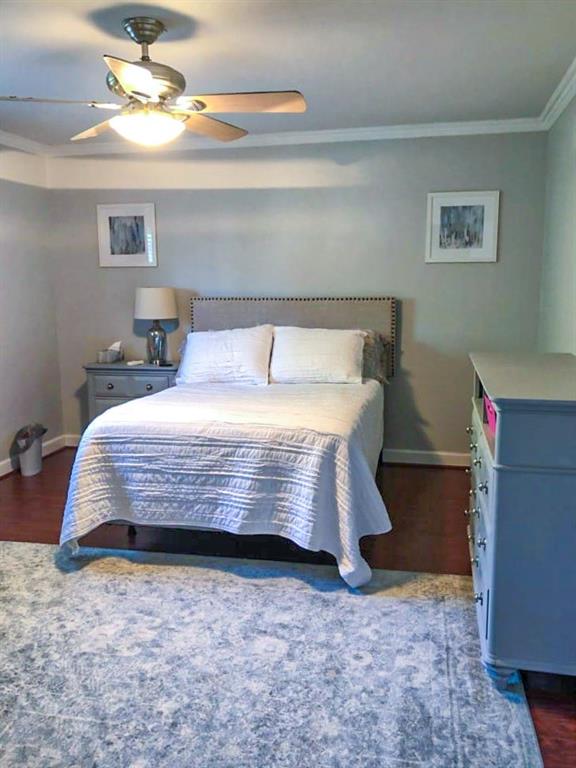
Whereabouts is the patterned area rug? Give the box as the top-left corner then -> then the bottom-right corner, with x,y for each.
0,542 -> 542,768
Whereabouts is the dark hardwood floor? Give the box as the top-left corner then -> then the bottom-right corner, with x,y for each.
1,449 -> 574,767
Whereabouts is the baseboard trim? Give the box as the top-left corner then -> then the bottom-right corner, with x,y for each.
1,434 -> 468,478
381,449 -> 469,467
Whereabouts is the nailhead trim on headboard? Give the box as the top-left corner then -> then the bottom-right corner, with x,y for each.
190,296 -> 398,376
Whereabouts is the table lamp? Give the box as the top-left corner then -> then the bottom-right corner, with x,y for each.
134,287 -> 178,365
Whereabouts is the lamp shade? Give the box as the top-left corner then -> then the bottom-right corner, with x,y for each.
134,287 -> 178,320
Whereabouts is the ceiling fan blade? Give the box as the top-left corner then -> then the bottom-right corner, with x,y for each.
0,96 -> 122,109
103,56 -> 154,101
70,119 -> 111,142
177,112 -> 248,142
175,91 -> 307,113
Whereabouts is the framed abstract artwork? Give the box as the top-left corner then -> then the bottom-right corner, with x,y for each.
425,191 -> 500,263
97,203 -> 157,267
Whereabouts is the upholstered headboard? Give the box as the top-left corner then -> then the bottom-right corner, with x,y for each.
190,296 -> 398,376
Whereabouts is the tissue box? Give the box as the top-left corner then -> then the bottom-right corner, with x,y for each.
97,349 -> 123,363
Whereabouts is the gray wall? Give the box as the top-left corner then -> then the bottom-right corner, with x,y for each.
50,133 -> 546,454
539,96 -> 576,354
0,179 -> 62,464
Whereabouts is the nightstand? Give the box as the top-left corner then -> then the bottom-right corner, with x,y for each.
85,362 -> 178,423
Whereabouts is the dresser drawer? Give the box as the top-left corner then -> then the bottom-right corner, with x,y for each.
131,375 -> 170,397
93,375 -> 131,398
469,473 -> 493,537
93,398 -> 130,417
470,408 -> 494,471
469,538 -> 490,649
469,407 -> 495,527
468,524 -> 483,578
468,511 -> 490,574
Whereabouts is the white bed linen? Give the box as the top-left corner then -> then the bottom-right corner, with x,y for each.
60,381 -> 391,587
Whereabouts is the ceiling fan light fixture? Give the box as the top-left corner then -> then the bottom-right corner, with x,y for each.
109,110 -> 185,146
2,16 -> 306,147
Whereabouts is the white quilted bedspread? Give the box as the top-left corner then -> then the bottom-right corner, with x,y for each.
60,382 -> 391,587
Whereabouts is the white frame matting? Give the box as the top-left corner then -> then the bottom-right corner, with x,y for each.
425,190 -> 500,263
97,203 -> 157,267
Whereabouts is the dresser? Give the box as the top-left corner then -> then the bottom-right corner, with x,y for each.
467,353 -> 576,687
85,362 -> 178,423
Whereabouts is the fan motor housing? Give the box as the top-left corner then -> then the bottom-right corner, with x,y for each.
106,60 -> 186,100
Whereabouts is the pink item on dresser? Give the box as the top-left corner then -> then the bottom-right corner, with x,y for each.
483,393 -> 497,436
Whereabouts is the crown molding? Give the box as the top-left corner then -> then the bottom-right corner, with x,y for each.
2,56 -> 575,159
6,116 -> 544,159
0,128 -> 48,155
540,56 -> 576,129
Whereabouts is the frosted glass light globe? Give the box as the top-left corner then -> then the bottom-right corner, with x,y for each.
110,111 -> 185,147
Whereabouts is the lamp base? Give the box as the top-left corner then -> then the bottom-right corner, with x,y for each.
147,320 -> 167,365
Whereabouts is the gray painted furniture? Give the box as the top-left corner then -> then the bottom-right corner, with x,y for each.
85,362 -> 178,423
467,352 -> 576,686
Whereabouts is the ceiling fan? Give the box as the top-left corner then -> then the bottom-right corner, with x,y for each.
0,16 -> 307,147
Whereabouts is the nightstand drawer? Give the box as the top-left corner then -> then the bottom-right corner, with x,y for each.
94,375 -> 131,398
94,398 -> 130,417
85,363 -> 178,426
131,375 -> 170,397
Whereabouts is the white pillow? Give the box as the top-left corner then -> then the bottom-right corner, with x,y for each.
176,325 -> 273,385
270,327 -> 365,384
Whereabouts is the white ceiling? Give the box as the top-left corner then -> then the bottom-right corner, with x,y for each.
1,0 -> 575,149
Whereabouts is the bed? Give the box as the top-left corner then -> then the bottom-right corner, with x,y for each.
60,297 -> 397,587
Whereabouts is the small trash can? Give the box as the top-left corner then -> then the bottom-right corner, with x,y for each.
15,424 -> 47,477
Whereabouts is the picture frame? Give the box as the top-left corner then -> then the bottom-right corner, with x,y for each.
97,203 -> 157,267
425,191 -> 500,263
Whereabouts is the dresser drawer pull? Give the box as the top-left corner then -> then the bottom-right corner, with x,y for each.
469,488 -> 476,498
470,443 -> 478,453
477,538 -> 487,550
466,426 -> 474,436
467,533 -> 475,544
146,383 -> 153,391
471,557 -> 479,568
478,482 -> 488,494
474,592 -> 483,606
464,508 -> 480,518
473,458 -> 482,468
107,382 -> 114,391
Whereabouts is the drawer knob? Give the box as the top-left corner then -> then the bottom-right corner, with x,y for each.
107,382 -> 114,390
466,426 -> 474,435
469,488 -> 476,498
473,458 -> 482,468
146,383 -> 153,391
470,557 -> 479,567
478,537 -> 487,550
478,481 -> 488,494
469,443 -> 478,452
474,592 -> 483,605
467,533 -> 475,544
